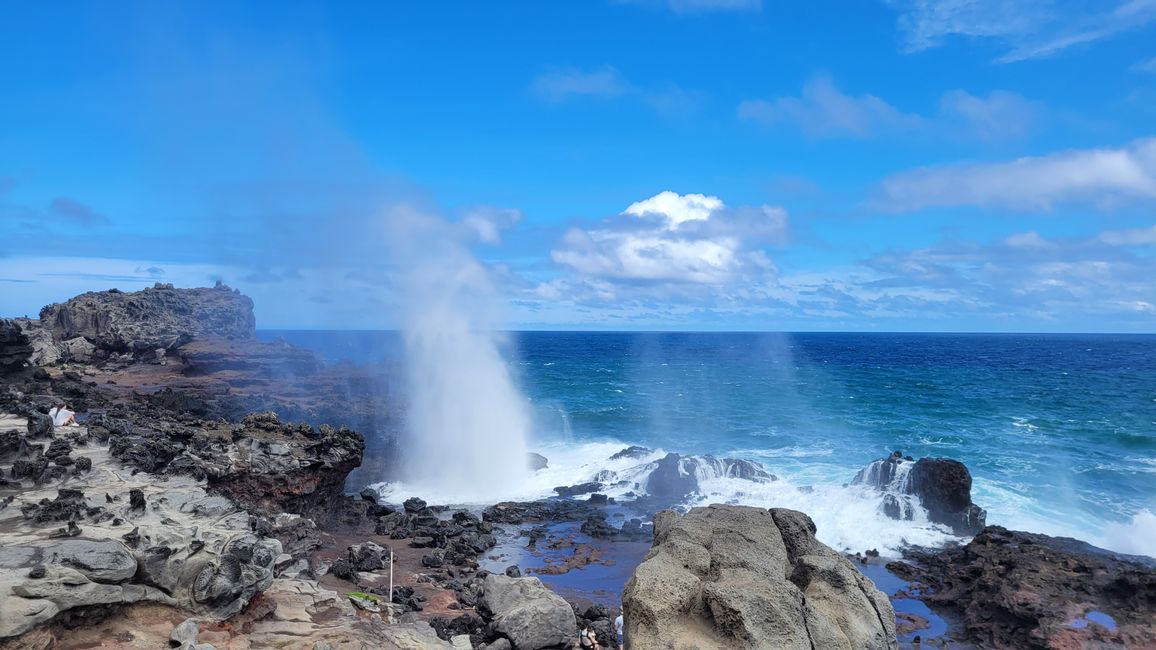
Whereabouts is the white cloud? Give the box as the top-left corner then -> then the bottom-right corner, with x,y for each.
1134,56 -> 1156,74
529,66 -> 631,103
1099,225 -> 1156,246
460,207 -> 521,245
738,76 -> 919,138
739,77 -> 1040,141
938,90 -> 1042,141
623,191 -> 723,228
1004,231 -> 1052,248
550,191 -> 787,285
529,67 -> 701,117
874,137 -> 1156,212
889,0 -> 1156,62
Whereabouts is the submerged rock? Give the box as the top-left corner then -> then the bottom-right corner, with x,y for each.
623,504 -> 896,650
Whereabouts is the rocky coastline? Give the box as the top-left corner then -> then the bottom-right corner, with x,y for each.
1,284 -> 1152,649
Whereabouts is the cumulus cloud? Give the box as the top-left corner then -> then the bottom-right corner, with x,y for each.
550,191 -> 787,286
874,137 -> 1156,212
888,0 -> 1156,62
738,76 -> 1040,141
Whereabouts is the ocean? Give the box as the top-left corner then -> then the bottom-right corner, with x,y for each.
259,330 -> 1156,558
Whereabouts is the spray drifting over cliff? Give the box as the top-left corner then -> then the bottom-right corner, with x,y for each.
389,207 -> 530,503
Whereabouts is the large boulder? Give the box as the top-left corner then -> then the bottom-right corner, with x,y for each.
623,504 -> 896,650
38,283 -> 256,354
644,453 -> 700,501
481,574 -> 577,650
852,452 -> 986,536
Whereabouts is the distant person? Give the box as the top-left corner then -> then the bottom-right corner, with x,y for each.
580,624 -> 600,649
614,612 -> 625,649
48,405 -> 77,427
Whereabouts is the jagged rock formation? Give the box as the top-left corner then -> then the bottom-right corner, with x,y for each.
37,283 -> 255,357
0,421 -> 281,639
890,526 -> 1156,649
852,451 -> 986,535
623,504 -> 896,650
643,452 -> 776,501
0,319 -> 33,375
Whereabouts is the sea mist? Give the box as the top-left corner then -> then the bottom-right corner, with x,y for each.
391,208 -> 531,503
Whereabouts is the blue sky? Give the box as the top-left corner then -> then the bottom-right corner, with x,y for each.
1,0 -> 1155,331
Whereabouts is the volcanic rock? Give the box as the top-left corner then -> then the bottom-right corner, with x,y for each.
609,446 -> 652,461
38,283 -> 256,354
852,453 -> 986,535
890,526 -> 1156,649
0,319 -> 33,375
623,504 -> 896,650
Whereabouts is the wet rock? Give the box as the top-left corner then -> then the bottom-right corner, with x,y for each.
623,504 -> 896,650
908,458 -> 986,535
129,488 -> 146,513
403,497 -> 428,514
610,446 -> 653,461
527,452 -> 549,471
853,454 -> 986,536
553,482 -> 602,497
481,574 -> 577,650
52,539 -> 138,583
26,412 -> 53,438
644,453 -> 699,501
504,565 -> 521,578
891,526 -> 1156,649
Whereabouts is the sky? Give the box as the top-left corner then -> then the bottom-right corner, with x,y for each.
1,0 -> 1155,332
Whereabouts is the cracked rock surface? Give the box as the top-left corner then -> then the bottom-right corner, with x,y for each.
622,504 -> 897,650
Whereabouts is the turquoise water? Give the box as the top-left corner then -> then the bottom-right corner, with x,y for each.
261,330 -> 1156,556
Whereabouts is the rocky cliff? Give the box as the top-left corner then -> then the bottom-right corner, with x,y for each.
37,282 -> 255,357
623,504 -> 897,650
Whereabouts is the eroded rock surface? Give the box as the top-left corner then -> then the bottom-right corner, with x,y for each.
480,574 -> 577,650
890,526 -> 1156,649
623,504 -> 896,650
38,283 -> 255,356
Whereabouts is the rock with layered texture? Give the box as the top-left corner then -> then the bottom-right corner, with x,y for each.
890,526 -> 1156,650
38,283 -> 256,354
623,504 -> 896,650
0,424 -> 281,639
481,574 -> 577,650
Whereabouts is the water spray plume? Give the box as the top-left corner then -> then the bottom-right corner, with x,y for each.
389,207 -> 530,503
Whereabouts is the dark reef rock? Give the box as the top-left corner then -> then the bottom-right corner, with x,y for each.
853,452 -> 986,536
890,526 -> 1156,649
553,482 -> 602,497
610,445 -> 653,461
38,283 -> 256,354
645,453 -> 700,501
0,319 -> 33,375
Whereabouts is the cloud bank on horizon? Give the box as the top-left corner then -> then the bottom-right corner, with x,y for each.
0,1 -> 1154,332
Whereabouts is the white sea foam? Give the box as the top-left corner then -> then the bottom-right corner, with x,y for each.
1099,509 -> 1156,558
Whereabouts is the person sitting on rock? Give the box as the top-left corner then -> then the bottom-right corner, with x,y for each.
48,405 -> 78,427
579,624 -> 601,649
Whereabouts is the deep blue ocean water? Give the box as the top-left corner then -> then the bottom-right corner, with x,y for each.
260,330 -> 1156,556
